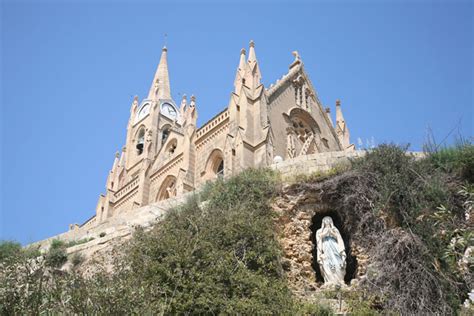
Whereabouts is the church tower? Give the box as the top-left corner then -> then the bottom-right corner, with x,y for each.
88,41 -> 351,227
95,46 -> 187,221
227,41 -> 272,175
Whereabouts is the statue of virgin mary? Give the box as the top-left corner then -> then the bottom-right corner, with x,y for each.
316,216 -> 346,287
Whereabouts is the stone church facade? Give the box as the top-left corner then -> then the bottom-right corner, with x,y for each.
86,41 -> 353,227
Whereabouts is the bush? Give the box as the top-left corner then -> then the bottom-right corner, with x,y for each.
0,240 -> 22,262
428,141 -> 474,183
0,169 -> 302,314
70,252 -> 84,267
66,237 -> 94,248
45,239 -> 68,268
351,143 -> 472,313
120,168 -> 295,314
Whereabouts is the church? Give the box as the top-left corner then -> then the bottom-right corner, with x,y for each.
86,41 -> 353,227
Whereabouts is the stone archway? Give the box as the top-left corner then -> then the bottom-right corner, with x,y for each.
156,175 -> 177,201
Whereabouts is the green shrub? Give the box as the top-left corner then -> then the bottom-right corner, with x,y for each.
120,168 -> 295,314
296,302 -> 335,315
70,252 -> 84,267
0,240 -> 22,262
0,169 -> 300,314
428,141 -> 474,183
45,239 -> 68,268
350,143 -> 472,313
66,237 -> 94,248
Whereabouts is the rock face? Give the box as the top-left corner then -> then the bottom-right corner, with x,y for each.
273,172 -> 373,299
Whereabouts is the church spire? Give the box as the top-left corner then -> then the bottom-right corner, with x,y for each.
148,46 -> 171,100
234,48 -> 247,93
245,40 -> 261,89
335,100 -> 351,149
248,40 -> 257,64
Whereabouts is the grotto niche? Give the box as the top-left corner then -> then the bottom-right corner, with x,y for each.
311,211 -> 358,286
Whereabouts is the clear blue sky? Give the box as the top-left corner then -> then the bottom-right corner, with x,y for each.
1,0 -> 472,244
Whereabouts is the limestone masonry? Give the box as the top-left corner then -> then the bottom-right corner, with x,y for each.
72,41 -> 355,234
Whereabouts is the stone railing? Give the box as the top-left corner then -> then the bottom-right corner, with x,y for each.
114,176 -> 140,200
196,109 -> 229,139
271,150 -> 366,176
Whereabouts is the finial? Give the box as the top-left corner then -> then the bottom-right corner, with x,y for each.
115,151 -> 120,158
249,40 -> 255,48
133,95 -> 138,102
162,46 -> 167,52
122,146 -> 126,152
292,51 -> 301,62
336,99 -> 341,106
240,48 -> 246,55
182,94 -> 187,100
191,95 -> 196,102
325,107 -> 331,113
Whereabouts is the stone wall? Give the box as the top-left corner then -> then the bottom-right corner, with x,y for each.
271,150 -> 365,177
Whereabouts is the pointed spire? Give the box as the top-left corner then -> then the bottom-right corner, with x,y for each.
180,94 -> 187,112
112,151 -> 120,171
119,146 -> 126,167
148,46 -> 171,100
131,96 -> 139,113
335,100 -> 351,149
186,95 -> 197,125
238,48 -> 246,70
234,48 -> 247,93
325,107 -> 333,126
178,94 -> 187,124
248,40 -> 257,64
335,99 -> 345,126
245,40 -> 261,89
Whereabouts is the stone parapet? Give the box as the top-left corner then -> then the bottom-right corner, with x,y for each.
271,150 -> 366,177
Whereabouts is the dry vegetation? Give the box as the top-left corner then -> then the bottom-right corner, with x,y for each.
1,142 -> 473,315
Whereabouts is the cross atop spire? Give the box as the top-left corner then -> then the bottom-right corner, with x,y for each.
148,46 -> 172,100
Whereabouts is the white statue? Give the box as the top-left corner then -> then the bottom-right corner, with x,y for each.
316,216 -> 346,287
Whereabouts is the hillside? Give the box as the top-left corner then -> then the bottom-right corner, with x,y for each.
1,144 -> 473,315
